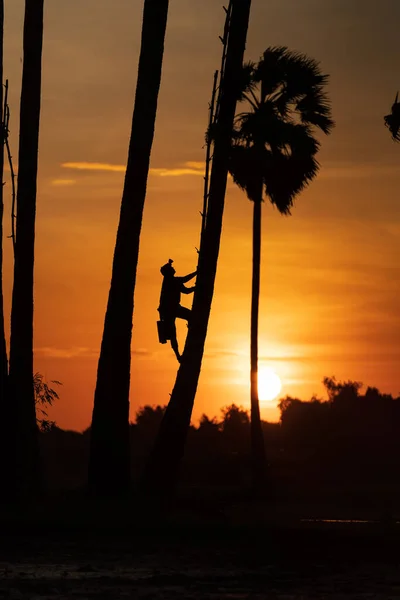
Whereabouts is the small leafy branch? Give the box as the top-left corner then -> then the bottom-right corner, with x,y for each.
34,372 -> 62,432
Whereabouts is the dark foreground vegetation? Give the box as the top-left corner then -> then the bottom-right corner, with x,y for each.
30,377 -> 400,521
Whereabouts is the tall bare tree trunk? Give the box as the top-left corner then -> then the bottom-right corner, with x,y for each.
250,197 -> 266,491
89,0 -> 169,496
0,0 -> 7,409
8,0 -> 44,496
142,0 -> 252,499
0,0 -> 9,495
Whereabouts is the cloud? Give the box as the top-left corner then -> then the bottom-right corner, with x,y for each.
204,350 -> 241,359
320,163 -> 400,180
259,355 -> 310,363
61,161 -> 206,177
35,346 -> 153,359
205,349 -> 309,363
60,161 -> 400,183
132,348 -> 153,357
51,179 -> 76,186
62,162 -> 126,172
35,346 -> 98,359
186,161 -> 206,170
150,166 -> 204,177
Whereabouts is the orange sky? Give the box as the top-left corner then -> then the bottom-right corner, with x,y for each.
2,0 -> 400,430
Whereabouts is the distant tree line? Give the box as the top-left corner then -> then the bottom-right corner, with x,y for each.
39,377 -> 400,516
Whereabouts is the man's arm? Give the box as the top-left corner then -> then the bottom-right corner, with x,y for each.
181,285 -> 195,294
180,270 -> 197,284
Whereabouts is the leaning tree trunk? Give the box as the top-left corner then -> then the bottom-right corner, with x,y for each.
0,0 -> 7,409
142,0 -> 252,499
8,0 -> 44,497
250,196 -> 267,492
89,0 -> 169,496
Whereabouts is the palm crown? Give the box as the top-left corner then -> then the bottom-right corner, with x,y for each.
229,46 -> 334,213
384,92 -> 400,142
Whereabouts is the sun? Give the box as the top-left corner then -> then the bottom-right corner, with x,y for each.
258,367 -> 282,402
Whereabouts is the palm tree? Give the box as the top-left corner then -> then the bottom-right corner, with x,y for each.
8,0 -> 44,495
142,0 -> 252,499
228,47 -> 334,489
89,0 -> 169,495
384,92 -> 400,141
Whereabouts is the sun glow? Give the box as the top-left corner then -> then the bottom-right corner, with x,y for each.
258,367 -> 282,402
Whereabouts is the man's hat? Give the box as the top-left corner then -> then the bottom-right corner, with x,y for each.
160,258 -> 174,276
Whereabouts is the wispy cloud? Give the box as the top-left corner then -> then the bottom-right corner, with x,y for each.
205,349 -> 310,363
62,162 -> 126,173
35,346 -> 153,359
204,350 -> 241,359
259,355 -> 310,363
150,166 -> 204,177
51,179 -> 76,186
132,348 -> 153,357
186,161 -> 206,170
320,163 -> 400,180
35,346 -> 98,359
61,161 -> 206,177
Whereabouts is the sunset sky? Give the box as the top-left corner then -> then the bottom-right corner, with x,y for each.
3,0 -> 400,430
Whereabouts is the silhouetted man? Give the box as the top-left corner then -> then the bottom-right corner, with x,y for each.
158,259 -> 197,362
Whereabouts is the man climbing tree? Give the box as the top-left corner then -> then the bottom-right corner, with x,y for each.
158,259 -> 196,362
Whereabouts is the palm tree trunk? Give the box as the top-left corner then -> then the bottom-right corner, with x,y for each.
88,0 -> 169,496
250,196 -> 267,492
0,0 -> 7,409
142,0 -> 252,499
8,0 -> 44,496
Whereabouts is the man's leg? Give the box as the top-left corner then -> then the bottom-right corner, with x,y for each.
176,305 -> 191,323
168,321 -> 181,363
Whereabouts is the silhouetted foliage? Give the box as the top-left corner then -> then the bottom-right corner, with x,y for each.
230,47 -> 334,213
39,378 -> 400,518
322,375 -> 362,402
384,92 -> 400,142
131,404 -> 166,455
33,372 -> 61,432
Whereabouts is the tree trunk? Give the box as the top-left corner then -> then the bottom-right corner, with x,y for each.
142,0 -> 252,499
89,0 -> 169,496
0,0 -> 9,495
250,197 -> 267,492
0,0 -> 7,408
8,0 -> 44,497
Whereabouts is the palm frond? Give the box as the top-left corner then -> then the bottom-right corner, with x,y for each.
229,122 -> 320,214
229,46 -> 333,213
296,90 -> 334,134
229,145 -> 261,203
384,92 -> 400,142
251,46 -> 334,134
263,152 -> 319,214
237,61 -> 257,101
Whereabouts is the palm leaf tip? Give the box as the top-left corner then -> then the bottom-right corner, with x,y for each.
385,92 -> 400,142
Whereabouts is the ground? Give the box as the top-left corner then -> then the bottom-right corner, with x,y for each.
1,515 -> 399,599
